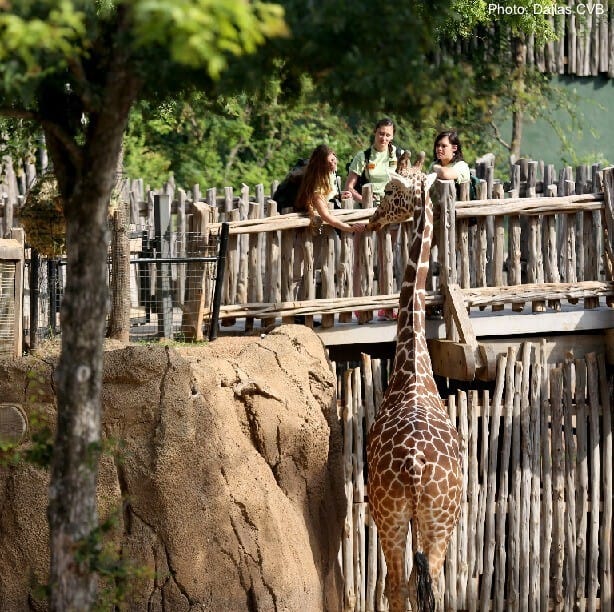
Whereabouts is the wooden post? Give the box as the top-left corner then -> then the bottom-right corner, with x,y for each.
262,201 -> 280,328
320,223 -> 336,328
107,201 -> 131,342
176,189 -> 186,306
180,202 -> 209,340
154,194 -> 173,339
246,201 -> 262,331
601,167 -> 614,305
342,369 -> 356,612
338,199 -> 354,324
550,366 -> 565,610
492,183 -> 505,312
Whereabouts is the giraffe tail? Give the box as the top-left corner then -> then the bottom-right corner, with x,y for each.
414,551 -> 435,612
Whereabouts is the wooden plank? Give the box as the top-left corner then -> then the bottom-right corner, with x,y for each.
427,339 -> 476,381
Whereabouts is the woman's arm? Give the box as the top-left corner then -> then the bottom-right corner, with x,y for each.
433,164 -> 460,180
344,171 -> 363,203
313,194 -> 364,232
433,161 -> 470,182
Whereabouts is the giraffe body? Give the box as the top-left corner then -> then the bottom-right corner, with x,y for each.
366,169 -> 462,611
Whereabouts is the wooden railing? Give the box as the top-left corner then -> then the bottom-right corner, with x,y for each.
202,170 -> 614,329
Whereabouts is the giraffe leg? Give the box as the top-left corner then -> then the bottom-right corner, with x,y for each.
416,523 -> 457,611
375,513 -> 411,612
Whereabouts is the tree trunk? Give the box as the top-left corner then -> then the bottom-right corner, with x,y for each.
45,59 -> 139,610
510,35 -> 527,161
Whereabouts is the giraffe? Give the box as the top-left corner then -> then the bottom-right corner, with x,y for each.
366,167 -> 462,611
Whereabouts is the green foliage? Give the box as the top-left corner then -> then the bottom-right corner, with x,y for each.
72,507 -> 155,610
124,71 -> 365,188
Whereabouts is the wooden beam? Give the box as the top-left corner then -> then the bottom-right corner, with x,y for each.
444,283 -> 497,380
428,339 -> 476,381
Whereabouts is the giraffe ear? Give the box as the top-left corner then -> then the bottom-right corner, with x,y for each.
425,173 -> 437,193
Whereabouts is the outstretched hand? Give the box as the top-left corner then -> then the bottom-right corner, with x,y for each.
351,223 -> 367,233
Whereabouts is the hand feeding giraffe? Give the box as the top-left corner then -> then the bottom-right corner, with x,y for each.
365,163 -> 462,611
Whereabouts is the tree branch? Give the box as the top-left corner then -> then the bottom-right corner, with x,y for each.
489,119 -> 511,151
0,107 -> 82,168
66,56 -> 97,113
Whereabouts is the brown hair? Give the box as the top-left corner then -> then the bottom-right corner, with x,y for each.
433,129 -> 464,164
295,144 -> 334,215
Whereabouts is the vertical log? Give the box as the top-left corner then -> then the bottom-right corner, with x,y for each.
492,182 -> 505,312
236,185 -> 249,309
569,12 -> 577,74
495,347 -> 516,610
529,352 -> 542,612
583,205 -> 599,308
597,353 -> 612,612
479,353 -> 507,610
509,214 -> 523,311
320,223 -> 336,328
446,395 -> 458,612
302,230 -> 315,328
352,367 -> 365,612
225,209 -> 240,322
354,231 -> 373,324
551,367 -> 565,610
262,201 -> 280,327
586,353 -> 601,611
540,341 -> 553,611
107,201 -> 131,342
338,199 -> 355,323
176,189 -> 186,307
507,360 -> 522,609
246,202 -> 262,331
528,213 -> 545,312
575,358 -> 589,611
475,389 -> 489,580
181,202 -> 208,341
602,167 -> 614,305
466,390 -> 479,612
457,391 -> 469,610
519,343 -> 532,611
362,355 -> 378,612
342,370 -> 356,612
371,359 -> 388,612
563,356 -> 577,611
280,225 -> 295,325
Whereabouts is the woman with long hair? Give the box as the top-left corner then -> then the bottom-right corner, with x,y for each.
296,144 -> 365,233
345,117 -> 402,206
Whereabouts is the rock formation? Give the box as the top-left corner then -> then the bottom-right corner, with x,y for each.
0,325 -> 345,611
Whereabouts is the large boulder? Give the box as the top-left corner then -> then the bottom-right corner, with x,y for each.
0,325 -> 345,611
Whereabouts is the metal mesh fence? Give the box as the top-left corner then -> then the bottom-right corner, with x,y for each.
127,228 -> 221,341
22,226 -> 223,347
0,261 -> 17,357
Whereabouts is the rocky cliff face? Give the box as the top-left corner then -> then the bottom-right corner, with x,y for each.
0,325 -> 345,611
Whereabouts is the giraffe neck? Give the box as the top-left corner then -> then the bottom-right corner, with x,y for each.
390,175 -> 437,396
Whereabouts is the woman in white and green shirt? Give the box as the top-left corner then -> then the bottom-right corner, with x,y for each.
345,118 -> 402,206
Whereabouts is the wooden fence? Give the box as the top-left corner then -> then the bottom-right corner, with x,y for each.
334,343 -> 613,611
1,157 -> 614,340
446,1 -> 614,78
198,161 -> 614,330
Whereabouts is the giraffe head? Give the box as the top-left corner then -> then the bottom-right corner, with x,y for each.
366,157 -> 434,232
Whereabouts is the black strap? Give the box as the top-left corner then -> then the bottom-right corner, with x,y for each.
363,147 -> 371,181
